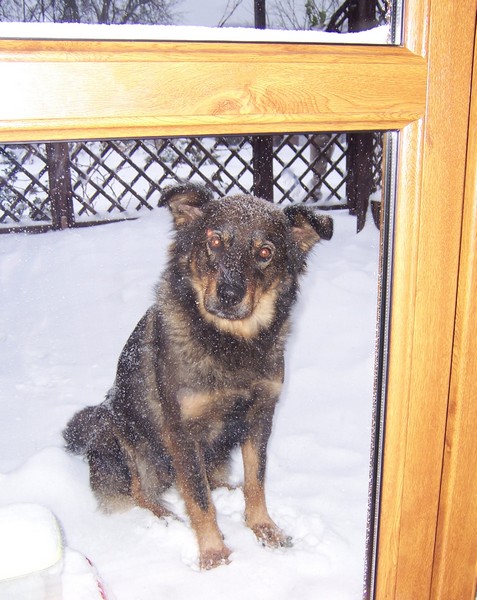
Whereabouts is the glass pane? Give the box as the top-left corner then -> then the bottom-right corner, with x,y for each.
0,0 -> 402,44
0,130 -> 393,598
181,0 -> 394,35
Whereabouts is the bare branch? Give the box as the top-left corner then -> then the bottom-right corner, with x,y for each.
217,0 -> 244,27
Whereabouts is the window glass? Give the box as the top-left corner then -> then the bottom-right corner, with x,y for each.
0,129 -> 395,599
0,0 -> 400,44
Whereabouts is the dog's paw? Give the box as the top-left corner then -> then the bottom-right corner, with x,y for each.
252,523 -> 293,549
199,545 -> 232,570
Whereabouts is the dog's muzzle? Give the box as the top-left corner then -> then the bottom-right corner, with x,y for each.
203,271 -> 253,320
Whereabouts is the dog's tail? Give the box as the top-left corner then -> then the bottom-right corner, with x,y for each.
63,406 -> 100,455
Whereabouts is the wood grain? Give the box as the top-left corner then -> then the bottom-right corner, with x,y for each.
0,41 -> 426,142
374,116 -> 424,599
376,0 -> 477,598
430,23 -> 477,600
0,5 -> 476,598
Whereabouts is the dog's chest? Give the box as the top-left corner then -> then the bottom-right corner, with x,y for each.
178,387 -> 247,422
177,374 -> 282,424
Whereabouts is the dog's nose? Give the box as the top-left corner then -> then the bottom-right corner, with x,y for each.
217,281 -> 246,307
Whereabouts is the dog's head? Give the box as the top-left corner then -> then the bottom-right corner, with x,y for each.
160,183 -> 333,339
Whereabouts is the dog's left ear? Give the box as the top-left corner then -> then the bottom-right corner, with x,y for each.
284,205 -> 333,252
159,182 -> 213,228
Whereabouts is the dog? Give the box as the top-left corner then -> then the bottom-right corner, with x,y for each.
63,182 -> 333,570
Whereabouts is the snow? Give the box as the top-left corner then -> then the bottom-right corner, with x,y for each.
0,205 -> 379,599
0,503 -> 62,579
0,21 -> 390,44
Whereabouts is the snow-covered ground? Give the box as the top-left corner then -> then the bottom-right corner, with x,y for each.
0,203 -> 379,598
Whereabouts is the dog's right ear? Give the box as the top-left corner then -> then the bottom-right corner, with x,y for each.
159,182 -> 213,228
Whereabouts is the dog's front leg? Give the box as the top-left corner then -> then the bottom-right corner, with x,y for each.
242,404 -> 292,549
168,429 -> 231,569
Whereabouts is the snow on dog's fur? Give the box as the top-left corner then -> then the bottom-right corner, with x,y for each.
63,182 -> 333,570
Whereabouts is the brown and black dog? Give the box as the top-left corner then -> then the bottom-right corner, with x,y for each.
63,182 -> 333,569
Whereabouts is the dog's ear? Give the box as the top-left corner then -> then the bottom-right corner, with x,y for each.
159,182 -> 213,228
284,205 -> 333,252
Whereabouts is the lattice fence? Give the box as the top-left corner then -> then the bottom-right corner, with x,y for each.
0,132 -> 382,233
0,145 -> 51,225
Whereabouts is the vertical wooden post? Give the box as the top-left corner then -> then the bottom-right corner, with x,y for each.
430,23 -> 477,599
46,141 -> 75,229
252,0 -> 274,202
254,0 -> 266,29
347,0 -> 378,32
347,131 -> 375,232
346,0 -> 379,231
252,136 -> 274,201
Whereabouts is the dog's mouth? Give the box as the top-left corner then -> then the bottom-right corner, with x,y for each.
201,276 -> 255,321
203,296 -> 254,321
190,269 -> 279,338
200,284 -> 279,339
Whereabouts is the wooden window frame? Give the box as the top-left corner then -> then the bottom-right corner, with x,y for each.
1,1 -> 476,598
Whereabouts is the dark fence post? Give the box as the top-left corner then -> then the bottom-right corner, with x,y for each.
347,0 -> 379,32
346,0 -> 379,231
347,132 -> 375,232
46,142 -> 75,229
252,136 -> 274,201
251,0 -> 274,201
254,0 -> 266,29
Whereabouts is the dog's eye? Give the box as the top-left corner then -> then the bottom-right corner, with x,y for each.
206,230 -> 223,252
257,244 -> 274,263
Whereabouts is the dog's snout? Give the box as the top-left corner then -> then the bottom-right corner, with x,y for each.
217,280 -> 246,307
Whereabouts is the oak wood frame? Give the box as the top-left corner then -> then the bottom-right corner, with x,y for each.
0,41 -> 426,141
1,1 -> 476,598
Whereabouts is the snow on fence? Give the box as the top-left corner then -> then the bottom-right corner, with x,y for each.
0,132 -> 382,234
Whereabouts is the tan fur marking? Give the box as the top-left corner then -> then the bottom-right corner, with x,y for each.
96,492 -> 134,514
169,195 -> 204,227
160,428 -> 226,559
254,378 -> 283,399
130,469 -> 174,520
176,473 -> 231,569
208,462 -> 233,490
191,273 -> 280,339
241,438 -> 291,548
179,390 -> 217,420
241,438 -> 271,525
178,389 -> 240,421
143,315 -> 164,425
